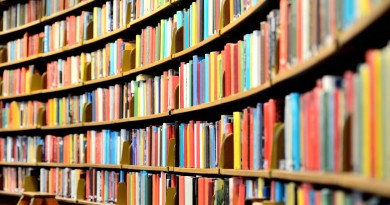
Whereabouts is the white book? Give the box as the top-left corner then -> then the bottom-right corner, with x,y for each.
285,95 -> 292,171
253,30 -> 261,87
185,176 -> 193,205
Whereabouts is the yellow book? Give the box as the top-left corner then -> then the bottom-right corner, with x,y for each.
297,186 -> 304,205
230,0 -> 234,22
334,190 -> 345,205
210,52 -> 215,101
135,35 -> 141,68
360,0 -> 370,17
217,53 -> 222,99
257,178 -> 264,198
286,182 -> 295,205
26,70 -> 30,93
233,111 -> 241,169
80,53 -> 86,82
192,2 -> 196,46
373,50 -> 383,178
385,45 -> 390,180
360,64 -> 370,177
93,7 -> 98,38
11,102 -> 20,128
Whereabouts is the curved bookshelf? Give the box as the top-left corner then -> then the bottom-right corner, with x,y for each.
172,167 -> 219,175
122,165 -> 168,172
219,169 -> 270,178
172,33 -> 220,59
0,162 -> 36,167
0,126 -> 39,133
41,123 -> 83,130
0,0 -> 96,37
272,170 -> 390,198
56,197 -> 77,204
123,57 -> 172,77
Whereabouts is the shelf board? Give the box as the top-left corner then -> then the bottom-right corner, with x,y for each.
340,174 -> 390,198
173,167 -> 220,175
0,126 -> 38,133
122,112 -> 170,123
220,169 -> 270,178
171,100 -> 221,115
84,163 -> 121,169
271,170 -> 342,185
123,57 -> 172,77
41,123 -> 83,130
37,162 -> 86,168
0,161 -> 36,166
55,197 -> 77,204
220,81 -> 271,105
0,92 -> 40,100
41,0 -> 95,22
0,54 -> 41,68
0,20 -> 40,36
84,74 -> 123,86
128,2 -> 172,27
83,26 -> 128,46
338,0 -> 390,46
78,200 -> 110,205
0,190 -> 22,197
122,165 -> 169,172
173,33 -> 220,59
41,48 -> 67,58
220,0 -> 266,35
271,43 -> 338,86
40,83 -> 84,94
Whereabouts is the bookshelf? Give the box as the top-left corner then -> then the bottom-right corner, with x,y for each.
0,0 -> 389,204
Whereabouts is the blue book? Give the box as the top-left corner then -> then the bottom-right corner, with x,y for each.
204,54 -> 210,103
59,138 -> 63,163
245,34 -> 251,90
254,103 -> 263,169
97,8 -> 102,36
91,91 -> 95,122
291,93 -> 301,171
274,181 -> 284,202
120,170 -> 125,182
110,43 -> 115,75
179,124 -> 184,167
193,55 -> 198,106
188,6 -> 192,46
210,124 -> 216,168
343,0 -> 354,29
162,123 -> 167,166
44,25 -> 50,53
177,10 -> 183,28
184,11 -> 189,49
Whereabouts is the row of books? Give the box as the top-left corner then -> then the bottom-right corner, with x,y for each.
39,167 -> 83,199
44,134 -> 86,164
85,169 -> 123,203
46,55 -> 84,89
126,171 -> 174,205
129,123 -> 175,167
6,32 -> 42,62
43,0 -> 87,17
45,93 -> 89,126
0,136 -> 42,163
1,0 -> 42,32
92,0 -> 130,38
1,101 -> 43,129
2,65 -> 37,96
178,10 -> 278,108
0,167 -> 32,193
282,44 -> 390,179
131,0 -> 169,21
135,18 -> 174,68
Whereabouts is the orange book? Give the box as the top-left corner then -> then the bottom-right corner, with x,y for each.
279,0 -> 288,72
198,178 -> 204,205
179,176 -> 185,205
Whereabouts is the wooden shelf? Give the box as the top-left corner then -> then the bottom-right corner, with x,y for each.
0,92 -> 40,100
0,162 -> 36,166
40,0 -> 96,22
171,100 -> 222,115
220,169 -> 270,178
41,123 -> 83,130
40,84 -> 84,94
37,162 -> 86,168
271,43 -> 337,86
220,81 -> 271,105
84,163 -> 121,169
0,190 -> 22,197
220,0 -> 266,35
0,20 -> 40,36
78,200 -> 109,205
173,33 -> 220,59
0,126 -> 38,133
0,0 -> 96,37
123,57 -> 172,77
173,167 -> 220,175
338,0 -> 390,45
271,170 -> 390,198
84,74 -> 123,86
55,197 -> 77,204
0,54 -> 41,68
122,165 -> 169,172
83,26 -> 128,46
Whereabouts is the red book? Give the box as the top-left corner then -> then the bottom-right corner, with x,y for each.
117,39 -> 123,73
239,182 -> 245,205
263,102 -> 270,169
249,108 -> 254,169
224,44 -> 232,97
189,121 -> 195,168
279,0 -> 288,71
163,71 -> 168,113
313,81 -> 322,170
168,76 -> 179,110
296,0 -> 302,63
179,176 -> 185,205
232,44 -> 239,94
241,108 -> 249,170
195,121 -> 200,168
204,178 -> 210,204
198,178 -> 204,205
